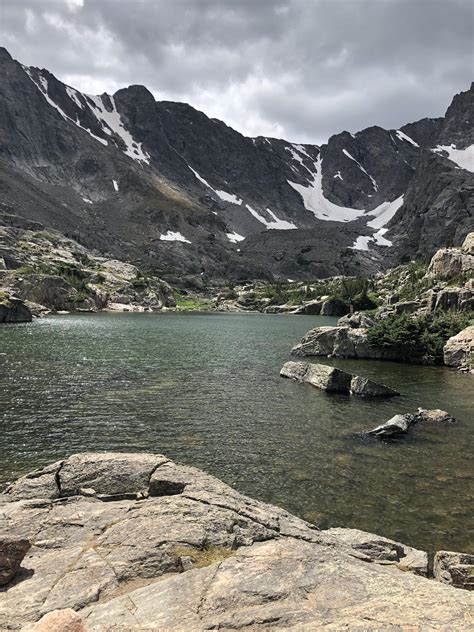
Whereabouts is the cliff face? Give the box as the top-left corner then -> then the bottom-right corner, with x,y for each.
0,47 -> 472,280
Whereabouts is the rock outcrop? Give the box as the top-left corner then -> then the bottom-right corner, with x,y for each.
1,452 -> 473,630
434,551 -> 474,591
291,325 -> 409,361
0,292 -> 32,323
281,360 -> 399,397
443,325 -> 474,371
0,226 -> 176,313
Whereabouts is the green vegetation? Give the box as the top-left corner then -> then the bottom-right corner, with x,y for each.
367,311 -> 470,361
69,290 -> 91,304
31,231 -> 57,242
329,277 -> 379,311
72,252 -> 97,268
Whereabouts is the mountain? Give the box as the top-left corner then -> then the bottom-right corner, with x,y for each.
0,46 -> 472,281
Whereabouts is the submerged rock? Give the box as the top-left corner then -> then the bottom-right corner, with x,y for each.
434,551 -> 474,591
2,452 -> 473,630
280,361 -> 399,397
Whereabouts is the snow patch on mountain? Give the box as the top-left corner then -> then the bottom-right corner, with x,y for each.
287,156 -> 365,223
350,196 -> 404,250
188,166 -> 243,204
226,231 -> 245,243
86,94 -> 150,163
160,231 -> 191,243
367,195 -> 404,229
432,144 -> 474,172
24,66 -> 150,164
396,130 -> 419,147
245,204 -> 297,230
351,235 -> 372,251
24,67 -> 107,146
65,86 -> 84,110
342,149 -> 378,191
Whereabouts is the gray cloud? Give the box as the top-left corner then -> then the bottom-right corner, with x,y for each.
1,0 -> 472,143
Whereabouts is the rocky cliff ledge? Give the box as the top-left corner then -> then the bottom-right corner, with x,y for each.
1,453 -> 472,630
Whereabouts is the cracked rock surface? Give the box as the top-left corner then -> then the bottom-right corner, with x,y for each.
1,452 -> 473,630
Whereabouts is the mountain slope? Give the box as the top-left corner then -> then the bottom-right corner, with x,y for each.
0,47 -> 472,280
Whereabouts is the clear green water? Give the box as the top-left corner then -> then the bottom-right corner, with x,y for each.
1,312 -> 473,553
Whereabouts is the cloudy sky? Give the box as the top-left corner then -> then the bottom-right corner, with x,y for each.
2,0 -> 473,143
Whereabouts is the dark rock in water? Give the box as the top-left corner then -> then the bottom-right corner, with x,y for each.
368,414 -> 415,437
367,408 -> 457,439
0,294 -> 32,323
0,537 -> 31,585
434,551 -> 474,591
280,361 -> 399,397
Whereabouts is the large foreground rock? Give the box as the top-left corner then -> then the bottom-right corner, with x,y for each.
1,453 -> 473,630
281,361 -> 399,397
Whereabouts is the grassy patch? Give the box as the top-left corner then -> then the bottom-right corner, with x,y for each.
170,544 -> 234,569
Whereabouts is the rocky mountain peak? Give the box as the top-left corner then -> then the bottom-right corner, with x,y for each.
0,46 -> 472,281
0,47 -> 13,62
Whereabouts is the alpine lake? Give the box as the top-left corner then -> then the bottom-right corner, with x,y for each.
1,312 -> 472,554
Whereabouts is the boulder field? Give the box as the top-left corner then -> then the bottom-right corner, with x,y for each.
1,452 -> 473,630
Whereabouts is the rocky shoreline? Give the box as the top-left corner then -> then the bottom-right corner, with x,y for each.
1,452 -> 473,630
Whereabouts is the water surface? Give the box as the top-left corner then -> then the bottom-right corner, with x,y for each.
1,312 -> 472,553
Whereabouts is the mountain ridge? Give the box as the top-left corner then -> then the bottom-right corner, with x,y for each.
0,47 -> 472,281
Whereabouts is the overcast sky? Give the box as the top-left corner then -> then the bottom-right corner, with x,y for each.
1,0 -> 473,144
